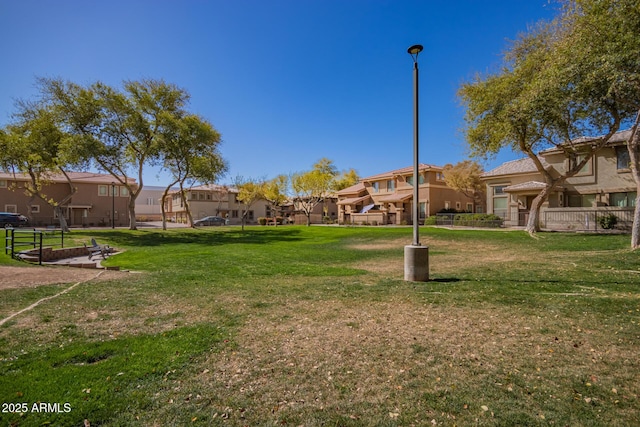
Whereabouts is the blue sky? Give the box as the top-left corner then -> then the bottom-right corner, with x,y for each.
0,0 -> 558,187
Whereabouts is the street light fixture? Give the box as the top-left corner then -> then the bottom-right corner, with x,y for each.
111,182 -> 115,229
404,44 -> 429,282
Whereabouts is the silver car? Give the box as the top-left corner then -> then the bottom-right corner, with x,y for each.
194,216 -> 228,226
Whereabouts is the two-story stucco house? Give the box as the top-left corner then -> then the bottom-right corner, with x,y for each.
337,164 -> 476,225
481,130 -> 637,230
0,171 -> 134,227
164,184 -> 270,225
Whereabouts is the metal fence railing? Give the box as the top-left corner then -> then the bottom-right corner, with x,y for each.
435,213 -> 504,228
5,228 -> 65,265
542,208 -> 634,232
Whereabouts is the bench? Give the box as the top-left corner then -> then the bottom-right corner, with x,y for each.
84,238 -> 113,260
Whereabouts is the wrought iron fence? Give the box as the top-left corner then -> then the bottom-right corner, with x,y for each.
542,208 -> 634,232
435,213 -> 503,228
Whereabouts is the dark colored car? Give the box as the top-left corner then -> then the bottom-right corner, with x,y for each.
194,216 -> 228,226
0,212 -> 30,228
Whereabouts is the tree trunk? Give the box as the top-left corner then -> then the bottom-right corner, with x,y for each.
632,194 -> 640,250
525,192 -> 546,235
525,183 -> 560,236
54,205 -> 70,232
628,126 -> 640,249
128,198 -> 137,230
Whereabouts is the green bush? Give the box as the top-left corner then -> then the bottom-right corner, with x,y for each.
597,213 -> 618,230
453,213 -> 503,227
258,217 -> 267,226
424,216 -> 437,225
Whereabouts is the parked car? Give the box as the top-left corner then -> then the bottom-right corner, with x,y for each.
0,212 -> 30,228
193,216 -> 228,226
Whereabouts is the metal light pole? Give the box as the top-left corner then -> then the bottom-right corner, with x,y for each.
111,182 -> 115,229
409,44 -> 422,246
404,44 -> 429,282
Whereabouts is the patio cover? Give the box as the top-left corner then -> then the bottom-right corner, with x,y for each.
337,195 -> 370,205
503,181 -> 562,193
360,203 -> 375,213
377,192 -> 413,203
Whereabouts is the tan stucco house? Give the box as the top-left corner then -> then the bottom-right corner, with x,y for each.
481,130 -> 637,230
165,184 -> 270,225
0,171 -> 134,227
337,164 -> 475,225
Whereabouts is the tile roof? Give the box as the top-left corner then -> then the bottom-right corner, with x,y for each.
336,182 -> 366,196
482,157 -> 549,178
0,171 -> 136,184
362,163 -> 441,181
503,181 -> 549,192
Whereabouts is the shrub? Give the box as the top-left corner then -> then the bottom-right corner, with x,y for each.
452,213 -> 503,227
424,216 -> 437,225
598,213 -> 618,230
258,217 -> 267,226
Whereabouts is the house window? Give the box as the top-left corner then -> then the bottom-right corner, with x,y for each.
147,197 -> 155,205
570,153 -> 592,176
98,185 -> 108,196
386,179 -> 395,192
491,185 -> 508,215
31,205 -> 40,214
120,186 -> 129,197
406,175 -> 425,186
444,201 -> 450,210
199,193 -> 205,200
419,202 -> 426,219
372,182 -> 379,193
616,146 -> 630,170
568,194 -> 595,207
466,203 -> 473,212
191,193 -> 197,200
231,210 -> 238,218
610,192 -> 637,207
4,204 -> 17,213
456,202 -> 461,210
436,172 -> 445,181
0,179 -> 6,188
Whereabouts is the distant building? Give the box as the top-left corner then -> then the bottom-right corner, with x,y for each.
481,130 -> 637,230
135,186 -> 168,221
164,184 -> 269,225
336,164 -> 475,225
0,171 -> 134,227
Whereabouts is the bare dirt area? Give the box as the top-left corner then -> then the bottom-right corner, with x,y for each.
0,265 -> 126,290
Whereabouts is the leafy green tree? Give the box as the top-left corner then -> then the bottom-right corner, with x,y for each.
158,113 -> 227,229
442,161 -> 485,211
262,175 -> 288,225
0,101 -> 80,231
556,0 -> 640,247
235,176 -> 264,231
291,159 -> 338,226
459,1 -> 635,236
41,78 -> 190,230
332,168 -> 359,191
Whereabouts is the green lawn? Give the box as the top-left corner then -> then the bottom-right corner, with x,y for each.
1,226 -> 639,426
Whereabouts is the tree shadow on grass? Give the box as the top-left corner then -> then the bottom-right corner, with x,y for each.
93,227 -> 305,248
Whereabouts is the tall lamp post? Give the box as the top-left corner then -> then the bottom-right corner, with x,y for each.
111,182 -> 115,229
404,44 -> 429,282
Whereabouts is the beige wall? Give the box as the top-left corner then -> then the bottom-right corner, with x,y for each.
0,177 -> 131,227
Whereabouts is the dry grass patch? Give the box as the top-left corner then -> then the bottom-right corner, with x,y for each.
151,292 -> 639,425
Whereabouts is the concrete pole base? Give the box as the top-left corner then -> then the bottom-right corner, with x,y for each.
404,245 -> 429,282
